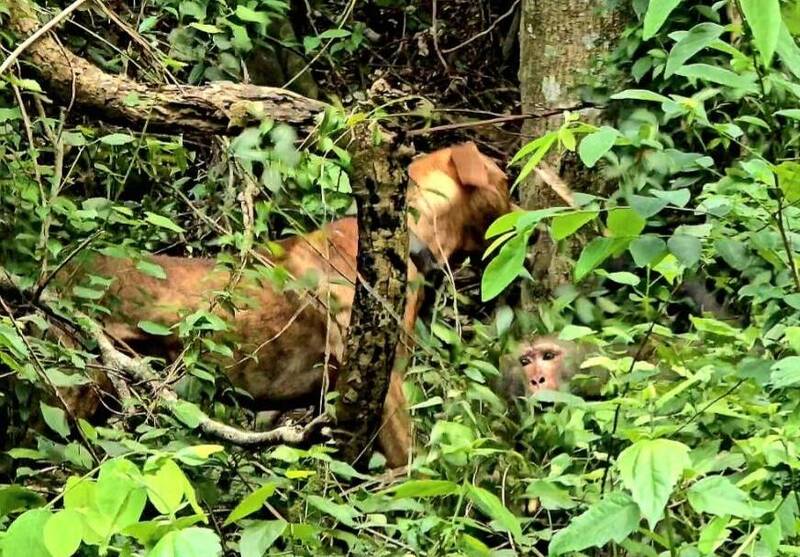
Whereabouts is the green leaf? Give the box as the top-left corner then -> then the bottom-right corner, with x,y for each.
665,22 -> 725,77
610,89 -> 670,103
551,210 -> 598,240
770,357 -> 800,388
687,476 -> 762,519
463,483 -> 523,541
675,64 -> 757,91
690,316 -> 740,337
96,459 -> 147,533
319,28 -> 351,39
44,509 -> 83,557
388,479 -> 459,499
224,482 -> 278,525
776,109 -> 800,121
99,133 -> 135,146
240,520 -> 287,557
617,439 -> 690,528
667,234 -> 702,267
715,238 -> 749,270
1,508 -> 53,557
144,459 -> 187,515
777,23 -> 800,79
0,486 -> 45,518
481,229 -> 531,301
40,402 -> 70,439
607,208 -> 646,238
513,133 -> 558,185
740,0 -> 781,66
306,495 -> 361,527
643,0 -> 682,40
575,237 -> 620,281
145,211 -> 184,233
138,320 -> 172,336
525,480 -> 576,510
235,5 -> 270,24
171,400 -> 207,428
578,127 -> 618,168
629,195 -> 668,218
698,516 -> 731,555
548,492 -> 640,556
629,236 -> 667,267
72,285 -> 105,300
136,259 -> 167,279
149,527 -> 221,557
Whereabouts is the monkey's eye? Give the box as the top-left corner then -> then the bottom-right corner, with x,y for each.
519,356 -> 531,366
542,351 -> 556,361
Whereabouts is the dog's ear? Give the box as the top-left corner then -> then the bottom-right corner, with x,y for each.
450,142 -> 491,189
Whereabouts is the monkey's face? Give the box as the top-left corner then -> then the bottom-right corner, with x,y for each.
517,339 -> 567,393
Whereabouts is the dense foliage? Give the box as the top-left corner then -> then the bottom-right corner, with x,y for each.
2,0 -> 800,555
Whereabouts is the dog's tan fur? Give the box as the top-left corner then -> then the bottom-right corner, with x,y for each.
59,142 -> 510,466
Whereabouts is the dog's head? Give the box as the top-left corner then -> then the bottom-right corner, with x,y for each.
407,141 -> 511,264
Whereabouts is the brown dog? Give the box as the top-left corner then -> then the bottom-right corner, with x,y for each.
59,142 -> 511,466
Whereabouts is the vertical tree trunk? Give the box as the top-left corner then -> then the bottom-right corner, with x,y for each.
518,0 -> 624,298
334,130 -> 410,466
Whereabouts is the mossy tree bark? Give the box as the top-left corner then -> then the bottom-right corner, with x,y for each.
518,0 -> 624,300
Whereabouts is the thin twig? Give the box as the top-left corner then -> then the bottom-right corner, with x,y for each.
441,0 -> 520,54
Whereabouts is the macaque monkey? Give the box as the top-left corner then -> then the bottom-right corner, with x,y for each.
498,336 -> 605,402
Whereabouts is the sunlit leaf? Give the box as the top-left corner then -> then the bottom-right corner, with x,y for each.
549,492 -> 640,556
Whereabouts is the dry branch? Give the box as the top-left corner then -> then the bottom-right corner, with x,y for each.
4,0 -> 326,135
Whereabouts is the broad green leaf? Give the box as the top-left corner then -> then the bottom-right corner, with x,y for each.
138,320 -> 172,336
665,23 -> 725,77
96,459 -> 147,533
617,439 -> 690,528
175,445 -> 224,466
601,271 -> 641,286
629,195 -> 668,218
667,234 -> 702,267
776,109 -> 800,121
690,316 -> 740,337
144,459 -> 186,515
149,527 -> 221,557
145,211 -> 184,233
578,127 -> 618,168
777,23 -> 800,79
171,400 -> 207,428
740,0 -> 781,66
770,356 -> 800,388
44,509 -> 83,557
1,508 -> 53,557
387,479 -> 459,499
235,5 -> 270,24
607,208 -> 646,238
135,259 -> 167,279
652,189 -> 691,207
306,495 -> 361,527
558,325 -> 594,341
548,492 -> 640,556
72,285 -> 105,300
481,229 -> 531,301
40,402 -> 70,439
688,476 -> 763,519
698,516 -> 731,555
575,237 -> 620,281
464,484 -> 523,541
525,480 -> 576,510
319,28 -> 351,39
629,236 -> 667,267
675,64 -> 757,91
485,211 -> 524,238
643,0 -> 682,40
777,161 -> 800,202
239,520 -> 287,557
99,133 -> 135,146
550,210 -> 598,240
610,89 -> 670,103
0,486 -> 45,518
715,238 -> 749,270
224,482 -> 278,525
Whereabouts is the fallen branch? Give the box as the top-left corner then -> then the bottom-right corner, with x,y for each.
4,0 -> 326,135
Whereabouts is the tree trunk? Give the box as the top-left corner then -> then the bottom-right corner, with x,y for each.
518,0 -> 624,299
334,131 -> 410,466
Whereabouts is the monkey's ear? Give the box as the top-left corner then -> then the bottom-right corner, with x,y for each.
449,142 -> 491,189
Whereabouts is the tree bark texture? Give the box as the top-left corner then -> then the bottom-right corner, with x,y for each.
518,0 -> 623,300
334,131 -> 410,466
4,0 -> 325,136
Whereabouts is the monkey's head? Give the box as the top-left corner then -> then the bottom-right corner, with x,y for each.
498,336 -> 596,401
